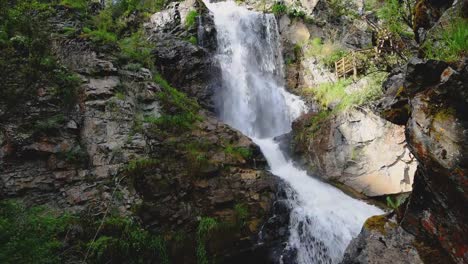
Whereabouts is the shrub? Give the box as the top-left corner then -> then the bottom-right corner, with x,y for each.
82,27 -> 118,45
86,217 -> 169,264
0,0 -> 81,109
197,217 -> 218,264
287,7 -> 306,18
185,10 -> 198,28
60,0 -> 88,11
0,200 -> 73,264
118,30 -> 153,67
424,18 -> 468,62
377,0 -> 414,37
305,38 -> 346,68
271,3 -> 287,16
187,35 -> 197,45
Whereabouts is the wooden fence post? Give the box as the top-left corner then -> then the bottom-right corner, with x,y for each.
352,51 -> 357,80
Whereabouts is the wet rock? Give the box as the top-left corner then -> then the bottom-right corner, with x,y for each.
292,108 -> 417,196
145,0 -> 220,110
342,215 -> 423,264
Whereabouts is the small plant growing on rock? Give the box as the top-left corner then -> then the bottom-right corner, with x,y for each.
197,217 -> 218,264
423,18 -> 468,62
185,10 -> 199,28
124,157 -> 159,174
225,145 -> 253,160
271,3 -> 287,16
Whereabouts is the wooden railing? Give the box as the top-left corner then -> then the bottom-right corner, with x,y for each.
334,48 -> 377,79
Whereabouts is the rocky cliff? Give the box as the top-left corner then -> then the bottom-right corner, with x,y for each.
343,59 -> 468,264
0,1 -> 287,262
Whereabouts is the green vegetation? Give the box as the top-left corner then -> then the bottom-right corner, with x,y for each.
85,216 -> 169,264
234,203 -> 249,224
188,35 -> 198,45
185,10 -> 199,28
153,74 -> 201,132
0,0 -> 81,109
197,217 -> 218,264
271,3 -> 287,16
271,2 -> 306,18
375,0 -> 414,37
424,18 -> 468,62
0,200 -> 170,264
125,157 -> 159,174
34,114 -> 66,133
118,30 -> 153,67
0,200 -> 73,264
305,37 -> 346,68
225,145 -> 253,160
63,146 -> 88,165
386,196 -> 404,210
60,0 -> 88,12
309,73 -> 386,111
82,26 -> 117,45
185,140 -> 212,172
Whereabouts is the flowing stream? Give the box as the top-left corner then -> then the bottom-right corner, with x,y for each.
203,1 -> 383,263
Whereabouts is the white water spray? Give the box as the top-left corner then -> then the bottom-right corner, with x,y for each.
204,1 -> 383,263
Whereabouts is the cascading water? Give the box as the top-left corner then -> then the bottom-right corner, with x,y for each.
203,1 -> 384,263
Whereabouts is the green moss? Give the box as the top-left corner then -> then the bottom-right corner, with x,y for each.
433,107 -> 456,122
115,92 -> 126,100
364,215 -> 388,235
185,10 -> 199,28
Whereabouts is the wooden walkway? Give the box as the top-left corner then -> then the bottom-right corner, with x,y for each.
334,48 -> 377,79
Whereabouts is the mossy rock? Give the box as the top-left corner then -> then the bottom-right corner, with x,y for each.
364,215 -> 397,235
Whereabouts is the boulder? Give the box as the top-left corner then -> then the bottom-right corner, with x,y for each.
292,108 -> 417,196
342,215 -> 423,264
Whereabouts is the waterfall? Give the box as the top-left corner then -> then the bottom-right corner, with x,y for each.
204,1 -> 384,263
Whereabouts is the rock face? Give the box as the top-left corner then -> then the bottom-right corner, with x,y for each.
342,215 -> 423,264
400,60 -> 468,264
344,59 -> 468,263
1,1 -> 285,262
145,0 -> 220,110
413,0 -> 455,42
292,108 -> 417,196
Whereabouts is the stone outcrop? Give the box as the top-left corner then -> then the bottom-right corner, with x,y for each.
292,108 -> 417,196
344,59 -> 468,263
342,215 -> 423,264
145,0 -> 220,110
413,0 -> 455,42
